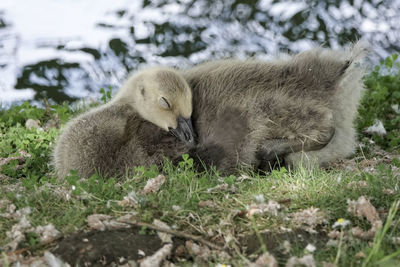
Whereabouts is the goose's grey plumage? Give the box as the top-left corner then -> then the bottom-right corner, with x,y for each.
284,42 -> 368,168
181,41 -> 368,172
54,42 -> 368,177
53,67 -> 193,178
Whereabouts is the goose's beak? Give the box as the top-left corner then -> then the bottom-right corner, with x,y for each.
169,116 -> 196,146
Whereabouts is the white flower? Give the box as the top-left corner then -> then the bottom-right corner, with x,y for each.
71,185 -> 76,191
392,104 -> 400,114
305,243 -> 316,253
172,205 -> 181,211
365,119 -> 386,136
336,174 -> 342,183
254,194 -> 265,203
332,218 -> 351,228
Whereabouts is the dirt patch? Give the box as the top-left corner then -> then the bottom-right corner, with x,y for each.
52,227 -> 186,266
51,227 -> 329,266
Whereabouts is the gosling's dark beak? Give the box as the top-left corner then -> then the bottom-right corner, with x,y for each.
169,116 -> 196,146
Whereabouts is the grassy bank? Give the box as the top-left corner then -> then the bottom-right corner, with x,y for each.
1,56 -> 400,266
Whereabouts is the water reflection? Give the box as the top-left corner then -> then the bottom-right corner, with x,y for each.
15,59 -> 82,102
0,0 -> 399,106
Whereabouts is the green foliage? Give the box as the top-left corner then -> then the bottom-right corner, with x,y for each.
0,101 -> 76,182
362,201 -> 400,267
224,175 -> 236,186
65,171 -> 121,201
100,86 -> 113,103
0,101 -> 45,127
25,232 -> 40,247
357,53 -> 400,151
178,153 -> 194,170
133,164 -> 159,178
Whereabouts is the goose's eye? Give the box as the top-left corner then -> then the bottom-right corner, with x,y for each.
159,97 -> 171,110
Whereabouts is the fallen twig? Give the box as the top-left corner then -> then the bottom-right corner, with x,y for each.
6,248 -> 29,256
116,218 -> 225,251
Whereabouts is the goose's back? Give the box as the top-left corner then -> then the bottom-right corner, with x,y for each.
183,50 -> 349,105
53,104 -> 141,178
180,49 -> 351,170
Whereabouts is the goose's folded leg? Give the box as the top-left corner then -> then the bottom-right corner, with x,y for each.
256,127 -> 335,170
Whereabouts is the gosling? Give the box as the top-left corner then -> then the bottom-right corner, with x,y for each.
53,67 -> 195,178
284,42 -> 369,168
181,41 -> 368,172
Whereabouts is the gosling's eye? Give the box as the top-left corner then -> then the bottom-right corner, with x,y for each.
159,97 -> 171,110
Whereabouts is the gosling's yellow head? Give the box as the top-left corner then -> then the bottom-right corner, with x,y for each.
114,66 -> 195,145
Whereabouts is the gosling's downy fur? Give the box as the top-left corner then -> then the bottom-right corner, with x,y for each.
54,42 -> 368,177
53,67 -> 192,178
181,41 -> 368,172
284,41 -> 369,168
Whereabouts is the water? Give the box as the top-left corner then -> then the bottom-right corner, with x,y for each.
0,0 -> 399,106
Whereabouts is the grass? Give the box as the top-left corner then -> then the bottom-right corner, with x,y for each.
1,56 -> 400,266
